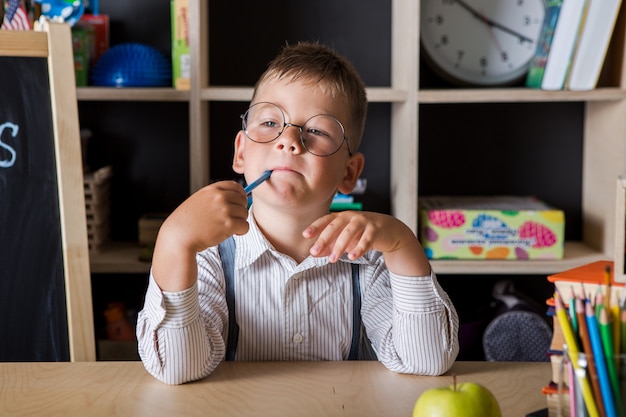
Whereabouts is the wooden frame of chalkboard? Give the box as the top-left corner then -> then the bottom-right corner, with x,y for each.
0,20 -> 95,361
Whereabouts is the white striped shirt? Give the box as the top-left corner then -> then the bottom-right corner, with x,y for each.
137,214 -> 459,385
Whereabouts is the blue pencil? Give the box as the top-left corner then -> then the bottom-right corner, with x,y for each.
585,300 -> 617,417
244,170 -> 272,195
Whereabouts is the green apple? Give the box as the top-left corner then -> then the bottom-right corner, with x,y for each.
413,376 -> 502,417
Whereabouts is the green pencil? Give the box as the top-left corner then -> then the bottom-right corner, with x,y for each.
599,306 -> 622,415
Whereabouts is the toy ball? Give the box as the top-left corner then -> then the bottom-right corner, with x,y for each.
90,43 -> 172,88
35,0 -> 84,26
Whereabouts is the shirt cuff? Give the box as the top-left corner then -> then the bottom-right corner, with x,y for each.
389,270 -> 446,314
143,271 -> 200,329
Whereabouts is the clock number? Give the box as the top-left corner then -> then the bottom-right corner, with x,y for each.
453,50 -> 465,68
438,34 -> 449,48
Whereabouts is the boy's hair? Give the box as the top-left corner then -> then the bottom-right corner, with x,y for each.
252,41 -> 368,151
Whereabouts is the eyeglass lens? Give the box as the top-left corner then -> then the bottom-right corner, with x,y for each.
242,102 -> 346,156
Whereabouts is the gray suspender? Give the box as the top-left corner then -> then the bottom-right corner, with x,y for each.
218,236 -> 361,361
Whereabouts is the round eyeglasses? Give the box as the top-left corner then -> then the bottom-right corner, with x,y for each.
241,102 -> 352,157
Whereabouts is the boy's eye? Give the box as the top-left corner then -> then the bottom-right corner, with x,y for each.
261,120 -> 281,128
306,127 -> 330,138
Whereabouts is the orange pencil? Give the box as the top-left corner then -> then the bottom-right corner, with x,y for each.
576,297 -> 606,417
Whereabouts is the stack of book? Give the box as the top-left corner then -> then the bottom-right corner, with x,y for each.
526,0 -> 623,91
330,178 -> 366,212
540,260 -> 626,417
171,0 -> 190,90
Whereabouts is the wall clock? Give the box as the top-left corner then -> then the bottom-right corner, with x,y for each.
420,0 -> 545,87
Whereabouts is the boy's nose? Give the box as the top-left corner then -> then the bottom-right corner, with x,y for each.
275,124 -> 304,154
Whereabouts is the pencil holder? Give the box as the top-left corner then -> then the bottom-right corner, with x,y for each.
557,351 -> 626,417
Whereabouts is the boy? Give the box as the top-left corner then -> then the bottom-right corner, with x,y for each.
137,42 -> 459,385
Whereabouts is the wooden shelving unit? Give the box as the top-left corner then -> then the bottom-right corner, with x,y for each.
86,0 -> 626,276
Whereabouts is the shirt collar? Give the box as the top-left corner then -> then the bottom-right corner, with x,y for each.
232,211 -> 370,271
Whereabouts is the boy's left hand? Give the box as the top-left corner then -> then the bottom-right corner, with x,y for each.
303,211 -> 430,277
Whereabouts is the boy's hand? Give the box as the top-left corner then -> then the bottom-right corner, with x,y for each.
152,181 -> 249,291
303,211 -> 430,277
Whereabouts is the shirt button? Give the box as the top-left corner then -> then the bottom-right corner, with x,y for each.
293,333 -> 304,343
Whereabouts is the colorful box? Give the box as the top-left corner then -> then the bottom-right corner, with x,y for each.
77,14 -> 110,70
171,0 -> 190,90
71,25 -> 94,86
418,196 -> 565,260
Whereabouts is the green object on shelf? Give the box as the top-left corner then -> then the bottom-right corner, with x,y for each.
330,202 -> 363,211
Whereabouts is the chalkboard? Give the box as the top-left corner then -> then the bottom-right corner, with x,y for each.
0,21 -> 95,361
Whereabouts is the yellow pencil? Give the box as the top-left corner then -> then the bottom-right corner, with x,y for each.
555,292 -> 600,417
612,304 -> 621,361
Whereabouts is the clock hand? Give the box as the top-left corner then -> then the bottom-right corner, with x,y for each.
454,0 -> 534,43
487,27 -> 508,63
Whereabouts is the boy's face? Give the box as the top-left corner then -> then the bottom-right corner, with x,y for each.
232,77 -> 364,213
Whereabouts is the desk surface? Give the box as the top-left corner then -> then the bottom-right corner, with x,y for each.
0,361 -> 549,417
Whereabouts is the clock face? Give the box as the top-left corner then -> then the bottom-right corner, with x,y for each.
420,0 -> 545,86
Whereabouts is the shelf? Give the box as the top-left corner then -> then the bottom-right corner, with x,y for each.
89,240 -> 609,276
77,87 -> 190,102
418,87 -> 626,104
199,86 -> 408,103
76,86 -> 626,104
89,242 -> 150,274
431,241 -> 610,275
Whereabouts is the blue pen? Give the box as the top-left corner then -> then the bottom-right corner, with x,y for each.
244,170 -> 272,195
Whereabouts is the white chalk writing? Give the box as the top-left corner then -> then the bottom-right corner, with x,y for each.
0,122 -> 18,168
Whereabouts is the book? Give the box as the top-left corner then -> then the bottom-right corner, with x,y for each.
330,201 -> 363,212
77,13 -> 110,71
565,0 -> 623,90
540,0 -> 589,90
548,260 -> 625,307
171,0 -> 190,90
526,0 -> 563,89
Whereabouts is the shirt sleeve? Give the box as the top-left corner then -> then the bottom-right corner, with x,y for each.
360,256 -> 460,376
136,250 -> 228,385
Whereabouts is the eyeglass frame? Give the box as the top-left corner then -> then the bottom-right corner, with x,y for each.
240,102 -> 353,157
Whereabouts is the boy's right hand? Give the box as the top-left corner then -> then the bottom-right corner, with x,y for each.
152,181 -> 250,291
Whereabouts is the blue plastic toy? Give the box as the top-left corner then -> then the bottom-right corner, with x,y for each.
34,0 -> 84,26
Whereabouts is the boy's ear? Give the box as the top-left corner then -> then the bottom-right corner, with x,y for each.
337,152 -> 365,194
232,131 -> 246,174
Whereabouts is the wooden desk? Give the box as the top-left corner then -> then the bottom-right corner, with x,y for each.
0,361 -> 549,417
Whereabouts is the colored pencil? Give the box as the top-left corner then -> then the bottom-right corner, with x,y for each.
621,308 -> 626,355
555,292 -> 600,417
576,297 -> 606,417
585,301 -> 617,417
598,306 -> 622,416
570,290 -> 579,336
244,170 -> 272,195
611,305 -> 621,366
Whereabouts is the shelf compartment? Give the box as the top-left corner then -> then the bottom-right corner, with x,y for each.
431,241 -> 609,275
90,242 -> 150,274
